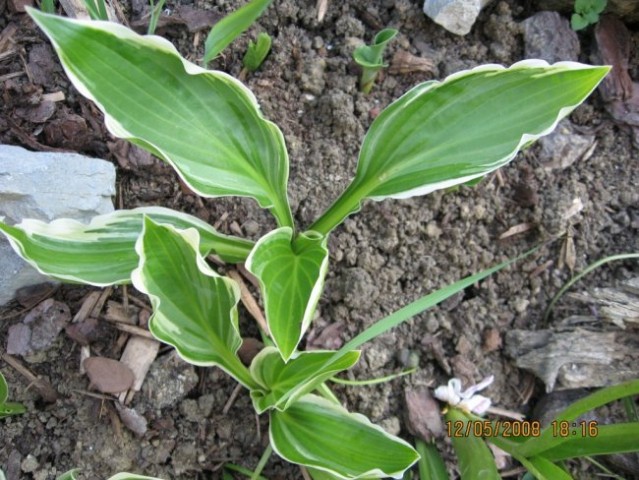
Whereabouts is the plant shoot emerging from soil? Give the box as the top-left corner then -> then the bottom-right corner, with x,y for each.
353,27 -> 397,93
0,6 -> 612,478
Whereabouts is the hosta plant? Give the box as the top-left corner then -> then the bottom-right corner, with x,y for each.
0,8 -> 609,478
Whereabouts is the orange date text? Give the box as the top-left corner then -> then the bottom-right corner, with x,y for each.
445,420 -> 542,438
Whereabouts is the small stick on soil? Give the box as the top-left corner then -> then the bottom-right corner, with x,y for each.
237,264 -> 261,290
300,467 -> 313,480
227,270 -> 269,335
485,406 -> 525,421
71,389 -> 117,401
126,294 -> 152,312
91,287 -> 113,318
0,352 -> 58,403
255,412 -> 261,444
106,321 -> 155,340
222,383 -> 243,415
73,291 -> 102,323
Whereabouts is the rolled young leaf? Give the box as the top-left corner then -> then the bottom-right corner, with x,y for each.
0,207 -> 253,286
246,228 -> 329,361
310,61 -> 609,234
249,346 -> 360,413
27,9 -> 293,228
131,217 -> 256,389
270,394 -> 419,479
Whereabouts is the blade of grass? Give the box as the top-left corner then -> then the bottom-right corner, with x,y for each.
323,248 -> 536,369
516,379 -> 639,457
203,0 -> 273,64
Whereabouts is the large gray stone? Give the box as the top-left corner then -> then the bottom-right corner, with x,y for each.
423,0 -> 495,36
523,11 -> 580,63
0,145 -> 116,305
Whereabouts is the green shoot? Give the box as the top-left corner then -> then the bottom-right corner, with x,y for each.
83,0 -> 108,20
147,0 -> 166,36
40,0 -> 55,14
353,28 -> 398,94
330,367 -> 416,386
243,32 -> 272,73
571,0 -> 607,30
203,0 -> 272,65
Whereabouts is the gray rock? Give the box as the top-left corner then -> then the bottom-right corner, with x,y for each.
423,0 -> 495,36
0,144 -> 115,305
538,120 -> 596,170
523,11 -> 580,63
143,352 -> 198,410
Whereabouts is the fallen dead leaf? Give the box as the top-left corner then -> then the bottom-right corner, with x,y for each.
83,357 -> 135,394
498,222 -> 535,240
389,50 -> 435,75
404,386 -> 443,442
115,403 -> 148,437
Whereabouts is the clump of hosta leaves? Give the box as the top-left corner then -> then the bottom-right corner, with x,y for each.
0,6 -> 610,478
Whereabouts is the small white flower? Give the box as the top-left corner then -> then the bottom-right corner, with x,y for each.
433,375 -> 494,415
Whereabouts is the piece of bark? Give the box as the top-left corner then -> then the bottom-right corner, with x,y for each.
117,336 -> 160,403
505,328 -> 639,391
568,278 -> 639,327
593,15 -> 639,145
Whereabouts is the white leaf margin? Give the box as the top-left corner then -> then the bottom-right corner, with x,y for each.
130,218 -> 249,385
270,394 -> 419,479
366,59 -> 610,201
27,8 -> 288,209
0,206 -> 238,285
245,227 -> 330,361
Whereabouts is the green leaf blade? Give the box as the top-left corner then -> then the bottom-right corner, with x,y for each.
246,228 -> 329,361
311,61 -> 609,234
270,394 -> 419,479
131,217 -> 255,388
250,347 -> 360,413
0,207 -> 253,286
537,423 -> 639,461
445,408 -> 500,480
27,9 -> 292,227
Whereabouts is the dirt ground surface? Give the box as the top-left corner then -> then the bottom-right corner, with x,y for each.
1,0 -> 638,478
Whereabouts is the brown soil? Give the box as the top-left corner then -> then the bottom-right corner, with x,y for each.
1,0 -> 638,479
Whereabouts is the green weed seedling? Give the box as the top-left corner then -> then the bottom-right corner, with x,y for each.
242,32 -> 272,73
429,377 -> 639,480
571,0 -> 607,30
1,5 -> 610,477
0,371 -> 26,418
203,0 -> 272,65
353,27 -> 397,94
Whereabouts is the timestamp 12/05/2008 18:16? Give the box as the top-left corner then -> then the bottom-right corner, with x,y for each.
445,419 -> 600,438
